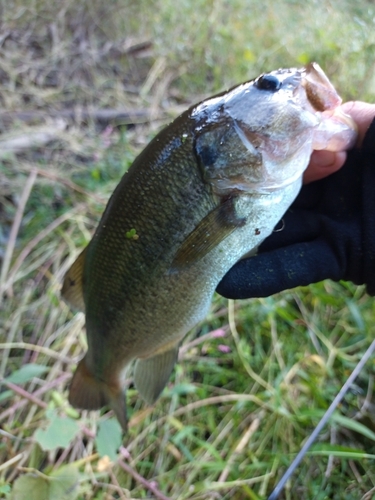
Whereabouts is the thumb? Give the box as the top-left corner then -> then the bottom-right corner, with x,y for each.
303,150 -> 347,184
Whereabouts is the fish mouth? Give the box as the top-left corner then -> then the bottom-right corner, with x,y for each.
300,62 -> 358,151
301,62 -> 342,112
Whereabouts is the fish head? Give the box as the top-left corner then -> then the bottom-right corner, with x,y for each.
193,63 -> 357,195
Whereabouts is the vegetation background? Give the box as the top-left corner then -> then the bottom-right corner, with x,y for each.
1,0 -> 375,499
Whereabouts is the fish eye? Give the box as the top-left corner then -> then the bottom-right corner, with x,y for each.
255,74 -> 281,91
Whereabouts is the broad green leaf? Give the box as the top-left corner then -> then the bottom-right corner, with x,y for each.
95,418 -> 122,461
10,474 -> 49,500
0,484 -> 11,494
49,465 -> 79,500
34,414 -> 80,451
5,364 -> 49,385
10,466 -> 79,500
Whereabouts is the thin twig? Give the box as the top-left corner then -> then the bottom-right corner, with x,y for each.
118,458 -> 171,500
0,287 -> 32,377
1,380 -> 48,409
2,204 -> 85,294
0,429 -> 32,443
109,469 -> 129,500
361,485 -> 375,500
0,453 -> 24,472
22,166 -> 106,204
0,342 -> 72,363
179,326 -> 229,355
349,460 -> 363,484
94,481 -> 132,498
18,467 -> 50,480
209,473 -> 273,490
165,394 -> 270,420
218,417 -> 261,482
325,427 -> 337,478
0,168 -> 37,293
0,373 -> 70,423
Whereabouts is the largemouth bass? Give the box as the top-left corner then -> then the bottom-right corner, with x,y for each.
62,63 -> 357,431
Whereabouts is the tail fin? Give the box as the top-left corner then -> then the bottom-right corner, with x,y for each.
69,357 -> 128,432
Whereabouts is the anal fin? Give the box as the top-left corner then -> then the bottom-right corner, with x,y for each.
134,344 -> 179,405
61,247 -> 87,311
69,356 -> 128,432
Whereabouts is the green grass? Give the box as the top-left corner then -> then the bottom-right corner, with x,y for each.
1,1 -> 375,499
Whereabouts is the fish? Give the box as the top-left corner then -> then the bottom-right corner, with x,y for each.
62,62 -> 357,431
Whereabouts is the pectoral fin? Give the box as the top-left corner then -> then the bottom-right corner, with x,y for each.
171,197 -> 245,269
61,248 -> 87,311
134,344 -> 179,405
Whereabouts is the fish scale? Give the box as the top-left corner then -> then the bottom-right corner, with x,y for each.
62,63 -> 357,431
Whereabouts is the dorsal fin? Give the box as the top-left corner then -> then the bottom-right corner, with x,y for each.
61,248 -> 87,311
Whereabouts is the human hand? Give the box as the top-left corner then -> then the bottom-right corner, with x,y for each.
305,101 -> 375,183
217,101 -> 375,299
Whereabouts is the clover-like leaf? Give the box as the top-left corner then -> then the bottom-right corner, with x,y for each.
10,465 -> 79,500
34,413 -> 80,451
95,418 -> 122,461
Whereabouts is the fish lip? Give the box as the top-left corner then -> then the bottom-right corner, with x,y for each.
300,62 -> 342,111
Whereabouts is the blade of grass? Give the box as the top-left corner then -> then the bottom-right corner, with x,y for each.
228,299 -> 273,393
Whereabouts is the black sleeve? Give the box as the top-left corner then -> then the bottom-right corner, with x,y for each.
360,118 -> 375,294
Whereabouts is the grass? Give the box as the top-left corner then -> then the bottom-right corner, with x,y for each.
1,0 -> 375,498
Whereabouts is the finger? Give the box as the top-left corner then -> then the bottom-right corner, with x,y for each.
341,101 -> 375,147
304,101 -> 375,184
303,150 -> 347,184
216,240 -> 341,299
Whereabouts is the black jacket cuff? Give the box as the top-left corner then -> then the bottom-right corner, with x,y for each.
361,118 -> 375,295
